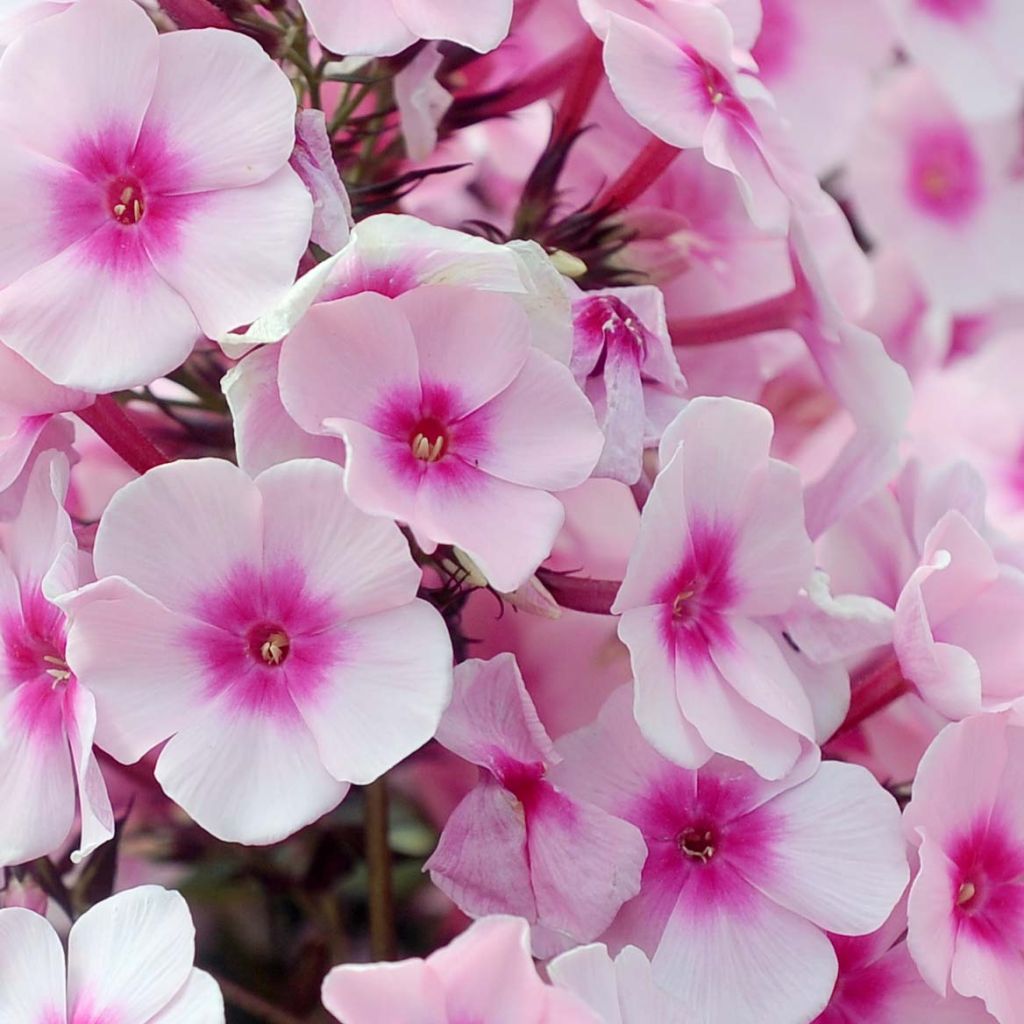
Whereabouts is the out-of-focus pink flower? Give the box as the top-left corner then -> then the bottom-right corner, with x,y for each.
906,331 -> 1024,539
299,0 -> 512,57
0,450 -> 113,867
849,68 -> 1024,314
551,685 -> 909,1023
613,396 -> 817,779
905,712 -> 1024,1022
425,654 -> 647,955
290,109 -> 353,254
278,286 -> 603,592
65,458 -> 452,845
752,0 -> 893,174
322,915 -> 599,1024
570,286 -> 687,485
549,943 -> 691,1023
880,0 -> 1024,120
0,885 -> 224,1022
0,0 -> 312,391
585,0 -> 818,230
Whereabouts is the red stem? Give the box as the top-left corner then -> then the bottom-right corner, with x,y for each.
668,288 -> 803,347
832,654 -> 909,740
446,35 -> 598,127
535,569 -> 620,615
594,137 -> 682,215
76,395 -> 170,475
550,34 -> 605,143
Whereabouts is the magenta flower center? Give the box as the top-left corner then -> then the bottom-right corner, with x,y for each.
410,416 -> 449,463
107,175 -> 146,226
907,128 -> 982,223
679,824 -> 717,864
246,622 -> 291,667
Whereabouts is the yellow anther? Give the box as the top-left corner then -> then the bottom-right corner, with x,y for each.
260,631 -> 289,665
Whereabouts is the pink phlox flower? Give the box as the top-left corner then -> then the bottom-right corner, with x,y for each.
0,0 -> 313,391
549,943 -> 692,1023
277,286 -> 603,592
0,885 -> 224,1023
905,711 -> 1024,1023
220,213 -> 572,363
879,0 -> 1024,120
322,915 -> 600,1024
849,67 -> 1024,314
550,685 -> 910,1024
425,653 -> 648,956
570,285 -> 687,486
582,0 -> 822,231
64,457 -> 453,845
0,448 -> 113,868
613,395 -> 818,779
298,0 -> 513,58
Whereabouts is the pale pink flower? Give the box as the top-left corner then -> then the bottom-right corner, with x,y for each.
322,915 -> 599,1024
570,285 -> 687,485
613,396 -> 818,779
425,654 -> 647,955
905,712 -> 1024,1023
880,0 -> 1024,120
0,450 -> 113,867
299,0 -> 512,57
0,0 -> 312,391
0,885 -> 224,1023
65,457 -> 453,845
849,67 -> 1024,313
550,685 -> 909,1024
586,0 -> 819,230
222,215 -> 572,478
752,0 -> 894,173
278,286 -> 603,592
549,944 -> 691,1023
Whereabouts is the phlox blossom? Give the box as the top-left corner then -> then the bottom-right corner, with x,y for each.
0,885 -> 224,1023
570,286 -> 687,486
613,395 -> 818,779
548,944 -> 691,1023
65,457 -> 453,845
0,450 -> 113,867
322,915 -> 599,1024
585,0 -> 818,230
425,654 -> 647,955
0,0 -> 312,390
551,685 -> 910,1024
849,67 -> 1024,314
298,0 -> 512,58
278,286 -> 603,592
905,712 -> 1024,1023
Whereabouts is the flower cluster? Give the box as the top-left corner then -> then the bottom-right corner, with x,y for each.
0,0 -> 1022,1021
